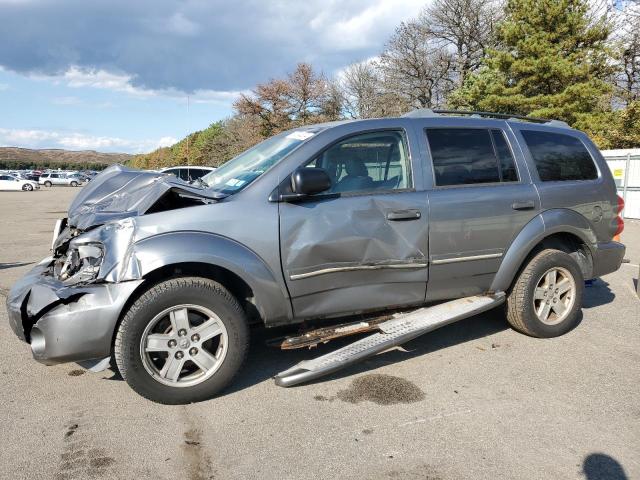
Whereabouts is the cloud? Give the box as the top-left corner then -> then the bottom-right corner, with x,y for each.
38,66 -> 246,105
0,127 -> 173,153
156,136 -> 177,148
0,0 -> 425,93
0,82 -> 8,90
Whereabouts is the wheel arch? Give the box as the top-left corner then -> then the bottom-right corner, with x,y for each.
118,231 -> 292,327
490,209 -> 597,292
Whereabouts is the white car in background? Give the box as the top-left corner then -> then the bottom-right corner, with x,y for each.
0,174 -> 40,191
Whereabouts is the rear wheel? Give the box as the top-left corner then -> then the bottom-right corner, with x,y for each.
44,181 -> 52,187
114,277 -> 249,404
506,249 -> 583,338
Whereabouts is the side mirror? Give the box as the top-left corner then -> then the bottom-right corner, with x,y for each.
291,168 -> 331,196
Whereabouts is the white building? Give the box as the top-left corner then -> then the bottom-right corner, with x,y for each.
601,148 -> 640,219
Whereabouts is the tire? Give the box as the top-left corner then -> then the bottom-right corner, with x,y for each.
44,181 -> 52,187
114,277 -> 249,404
22,184 -> 33,191
70,181 -> 78,187
506,248 -> 584,338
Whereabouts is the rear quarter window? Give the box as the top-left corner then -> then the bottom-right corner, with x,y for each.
521,130 -> 598,182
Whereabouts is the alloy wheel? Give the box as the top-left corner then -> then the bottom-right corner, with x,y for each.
532,267 -> 576,325
140,304 -> 228,388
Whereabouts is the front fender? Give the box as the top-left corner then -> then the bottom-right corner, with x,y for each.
490,209 -> 597,292
122,231 -> 292,326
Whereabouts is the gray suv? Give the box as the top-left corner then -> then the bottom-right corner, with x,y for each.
6,110 -> 626,404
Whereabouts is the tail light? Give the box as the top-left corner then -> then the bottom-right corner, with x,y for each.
613,195 -> 625,239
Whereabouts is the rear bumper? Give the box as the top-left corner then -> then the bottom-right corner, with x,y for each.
591,241 -> 626,278
6,257 -> 142,365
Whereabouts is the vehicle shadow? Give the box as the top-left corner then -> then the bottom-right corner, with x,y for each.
582,278 -> 615,309
583,453 -> 628,480
223,306 -> 509,396
0,261 -> 33,270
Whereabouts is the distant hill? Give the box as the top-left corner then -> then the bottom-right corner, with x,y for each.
0,147 -> 132,169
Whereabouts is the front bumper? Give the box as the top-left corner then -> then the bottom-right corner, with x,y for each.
6,257 -> 142,365
591,241 -> 626,278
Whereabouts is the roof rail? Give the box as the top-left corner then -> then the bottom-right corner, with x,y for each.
402,108 -> 570,128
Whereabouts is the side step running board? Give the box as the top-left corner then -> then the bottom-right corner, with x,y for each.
274,293 -> 505,387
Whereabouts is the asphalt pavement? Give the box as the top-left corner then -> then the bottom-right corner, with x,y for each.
0,187 -> 638,480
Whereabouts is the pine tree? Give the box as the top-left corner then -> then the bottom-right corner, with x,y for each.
450,0 -> 615,130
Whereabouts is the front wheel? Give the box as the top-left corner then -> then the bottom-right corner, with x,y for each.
114,277 -> 249,404
70,181 -> 78,187
22,184 -> 33,191
506,249 -> 584,338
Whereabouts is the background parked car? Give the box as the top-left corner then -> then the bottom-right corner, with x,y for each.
39,172 -> 84,187
161,166 -> 216,183
67,172 -> 91,183
0,174 -> 39,191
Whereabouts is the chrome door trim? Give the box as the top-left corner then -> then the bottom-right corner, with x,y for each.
430,253 -> 503,265
289,263 -> 428,281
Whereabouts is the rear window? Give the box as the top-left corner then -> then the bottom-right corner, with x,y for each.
425,128 -> 519,186
521,130 -> 598,182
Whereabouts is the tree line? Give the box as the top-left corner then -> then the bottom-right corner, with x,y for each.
0,159 -> 108,171
132,0 -> 640,170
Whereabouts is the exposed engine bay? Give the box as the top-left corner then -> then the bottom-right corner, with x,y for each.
45,164 -> 225,285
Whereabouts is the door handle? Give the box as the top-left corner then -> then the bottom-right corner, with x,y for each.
511,201 -> 535,211
387,209 -> 421,221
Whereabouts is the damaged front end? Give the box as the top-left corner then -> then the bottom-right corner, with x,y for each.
6,164 -> 222,365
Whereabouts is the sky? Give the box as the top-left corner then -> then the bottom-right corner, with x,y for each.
0,0 -> 426,153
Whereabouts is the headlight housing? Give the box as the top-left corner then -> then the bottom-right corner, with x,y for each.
55,243 -> 104,284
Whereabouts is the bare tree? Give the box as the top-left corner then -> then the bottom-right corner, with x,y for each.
421,0 -> 502,87
339,60 -> 382,119
286,63 -> 329,123
319,79 -> 344,121
234,78 -> 291,137
378,20 -> 455,110
234,63 -> 333,136
612,1 -> 640,104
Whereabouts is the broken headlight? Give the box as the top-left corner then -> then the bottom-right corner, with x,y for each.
56,243 -> 104,284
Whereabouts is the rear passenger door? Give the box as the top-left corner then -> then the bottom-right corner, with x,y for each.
420,124 -> 540,301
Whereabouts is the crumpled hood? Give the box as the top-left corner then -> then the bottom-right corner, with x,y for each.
67,164 -> 223,230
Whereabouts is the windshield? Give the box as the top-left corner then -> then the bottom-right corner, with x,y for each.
200,129 -> 317,194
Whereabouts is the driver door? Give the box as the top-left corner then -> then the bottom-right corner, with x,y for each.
278,129 -> 429,319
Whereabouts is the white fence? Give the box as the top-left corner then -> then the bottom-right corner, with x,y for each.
601,148 -> 640,219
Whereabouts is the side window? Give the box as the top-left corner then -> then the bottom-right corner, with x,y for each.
521,130 -> 598,182
426,128 -> 519,186
307,130 -> 412,194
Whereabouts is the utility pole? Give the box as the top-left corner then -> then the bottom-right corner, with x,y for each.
186,94 -> 190,166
